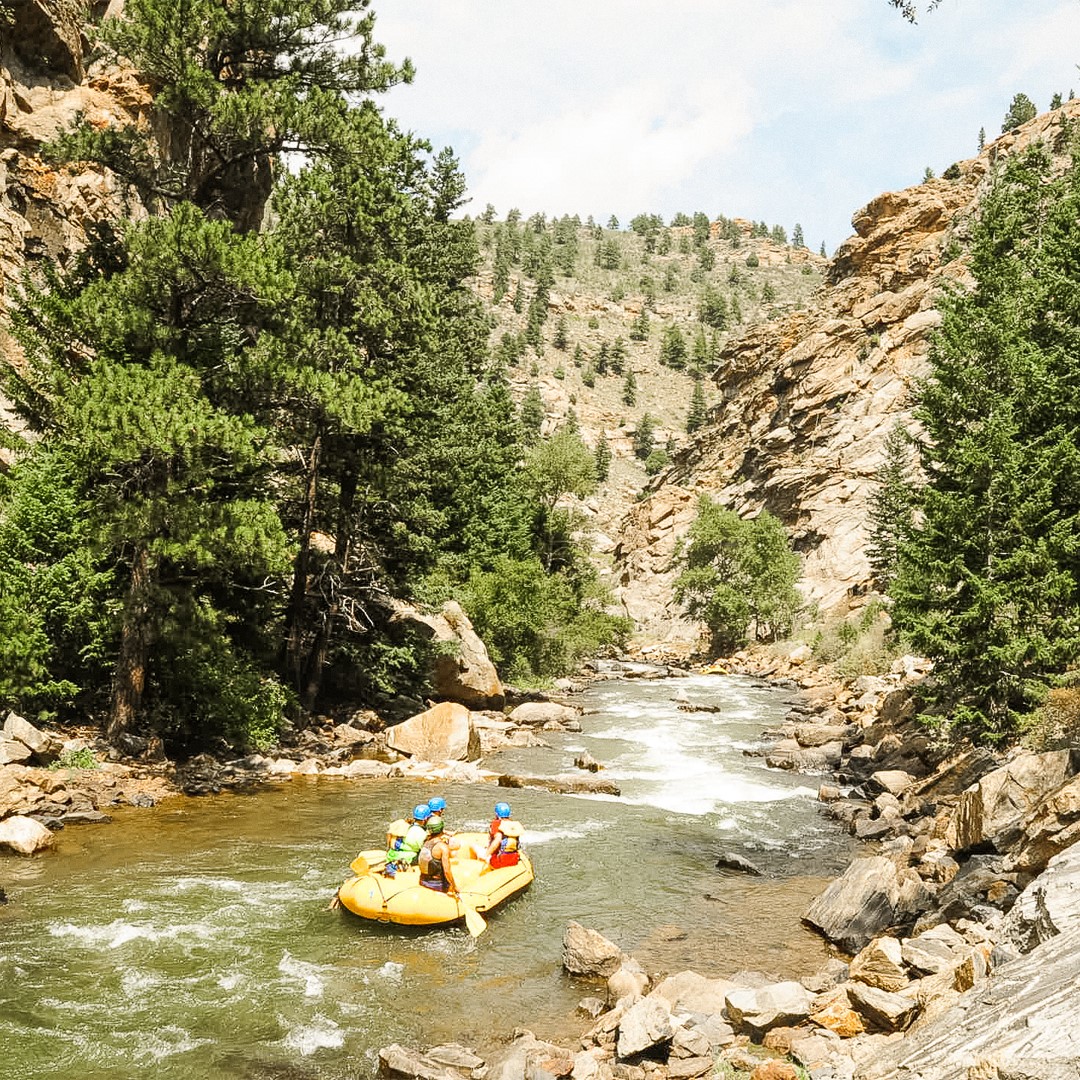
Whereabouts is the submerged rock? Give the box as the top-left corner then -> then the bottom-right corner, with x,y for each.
563,921 -> 624,977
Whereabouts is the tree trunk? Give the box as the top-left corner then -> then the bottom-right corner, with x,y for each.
285,433 -> 322,688
107,545 -> 153,741
300,461 -> 356,711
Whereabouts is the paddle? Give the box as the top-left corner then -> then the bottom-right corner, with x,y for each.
457,892 -> 487,937
350,854 -> 371,876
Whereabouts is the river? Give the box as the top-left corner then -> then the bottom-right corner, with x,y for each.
0,674 -> 855,1080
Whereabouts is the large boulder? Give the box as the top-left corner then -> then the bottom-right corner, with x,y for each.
388,599 -> 504,710
802,857 -> 903,953
855,923 -> 1080,1080
563,922 -> 624,977
508,701 -> 580,728
848,936 -> 908,992
616,995 -> 673,1059
845,983 -> 918,1033
1000,840 -> 1080,954
3,712 -> 57,760
724,982 -> 813,1037
945,749 -> 1074,854
1007,773 -> 1080,874
386,702 -> 480,763
0,814 -> 55,854
649,970 -> 741,1018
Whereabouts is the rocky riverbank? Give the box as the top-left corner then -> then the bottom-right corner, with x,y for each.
368,645 -> 1080,1080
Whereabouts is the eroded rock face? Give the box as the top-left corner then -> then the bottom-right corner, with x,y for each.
612,102 -> 1080,627
802,856 -> 903,954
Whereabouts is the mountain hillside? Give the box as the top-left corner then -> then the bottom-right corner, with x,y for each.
470,212 -> 825,560
611,100 -> 1080,643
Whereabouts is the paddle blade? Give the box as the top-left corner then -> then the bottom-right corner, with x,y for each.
461,900 -> 487,937
350,854 -> 371,876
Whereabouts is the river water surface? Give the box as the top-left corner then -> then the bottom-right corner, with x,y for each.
0,675 -> 854,1080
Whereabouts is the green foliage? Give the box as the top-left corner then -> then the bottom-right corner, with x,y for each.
519,384 -> 545,444
644,449 -> 670,476
48,747 -> 100,771
674,497 -> 801,654
698,286 -> 728,330
629,309 -> 650,341
594,438 -> 612,483
867,424 -> 916,590
460,556 -> 630,685
942,162 -> 962,180
660,324 -> 689,370
622,369 -> 638,406
744,253 -> 759,269
633,413 -> 656,460
792,223 -> 805,248
686,378 -> 708,434
890,142 -> 1080,742
1001,92 -> 1038,132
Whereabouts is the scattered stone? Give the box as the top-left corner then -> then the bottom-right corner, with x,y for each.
901,934 -> 958,975
61,810 -> 112,825
945,750 -> 1073,854
999,840 -> 1080,953
578,997 -> 607,1020
564,922 -> 624,977
666,1057 -> 713,1079
649,971 -> 739,1018
486,1031 -> 574,1080
846,983 -> 919,1033
715,851 -> 763,876
725,981 -> 813,1037
508,701 -> 580,728
809,991 -> 865,1039
749,1063 -> 802,1080
616,996 -> 673,1059
848,936 -> 908,992
498,774 -> 621,796
575,751 -> 604,773
608,958 -> 649,1004
0,815 -> 55,855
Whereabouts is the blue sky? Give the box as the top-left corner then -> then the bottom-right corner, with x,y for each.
368,0 -> 1080,252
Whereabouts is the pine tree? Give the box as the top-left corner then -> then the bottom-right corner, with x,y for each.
519,384 -> 545,445
867,424 -> 916,590
978,126 -> 986,151
660,324 -> 689,369
629,309 -> 650,341
633,413 -> 655,459
686,378 -> 708,434
622,370 -> 638,406
594,438 -> 612,483
1001,93 -> 1037,132
792,223 -> 805,248
891,142 -> 1080,740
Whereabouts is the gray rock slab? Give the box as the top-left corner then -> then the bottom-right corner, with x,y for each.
854,923 -> 1080,1080
616,996 -> 673,1059
803,857 -> 901,953
1000,839 -> 1080,953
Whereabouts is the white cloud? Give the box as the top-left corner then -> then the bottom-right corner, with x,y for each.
369,0 -> 1080,246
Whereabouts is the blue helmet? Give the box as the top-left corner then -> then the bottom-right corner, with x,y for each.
494,802 -> 512,819
428,796 -> 447,814
413,803 -> 432,821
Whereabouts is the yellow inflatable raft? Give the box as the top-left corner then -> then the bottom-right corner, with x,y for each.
335,831 -> 533,929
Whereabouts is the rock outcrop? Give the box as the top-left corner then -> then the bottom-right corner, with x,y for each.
612,101 -> 1080,629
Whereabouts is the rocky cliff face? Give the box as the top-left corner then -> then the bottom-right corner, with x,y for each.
0,0 -> 148,459
613,101 -> 1080,641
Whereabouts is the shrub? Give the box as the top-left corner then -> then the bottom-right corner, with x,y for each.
644,449 -> 670,475
48,747 -> 99,771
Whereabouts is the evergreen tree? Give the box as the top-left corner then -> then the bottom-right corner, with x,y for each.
1050,92 -> 1063,111
629,308 -> 650,342
519,384 -> 545,445
819,241 -> 827,257
660,324 -> 689,370
553,315 -> 569,351
686,378 -> 708,434
622,369 -> 638,406
633,413 -> 655,459
609,337 -> 628,376
867,424 -> 916,590
978,126 -> 986,151
594,438 -> 612,483
891,142 -> 1080,741
1001,93 -> 1038,132
792,223 -> 805,248
698,286 -> 728,329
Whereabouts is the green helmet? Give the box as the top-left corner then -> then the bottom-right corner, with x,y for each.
425,815 -> 444,834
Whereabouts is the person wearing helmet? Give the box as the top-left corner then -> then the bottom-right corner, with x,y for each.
427,795 -> 447,816
485,801 -> 523,869
418,815 -> 459,894
384,803 -> 431,876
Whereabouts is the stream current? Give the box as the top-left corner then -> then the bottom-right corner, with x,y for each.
0,674 -> 855,1080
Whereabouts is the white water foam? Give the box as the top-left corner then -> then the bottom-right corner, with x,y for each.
278,951 -> 326,998
522,821 -> 608,845
48,918 -> 216,950
377,961 -> 404,982
282,1014 -> 344,1056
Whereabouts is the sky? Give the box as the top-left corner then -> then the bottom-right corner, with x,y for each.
366,0 -> 1080,253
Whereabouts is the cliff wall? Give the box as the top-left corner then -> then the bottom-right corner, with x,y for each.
613,101 -> 1080,641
